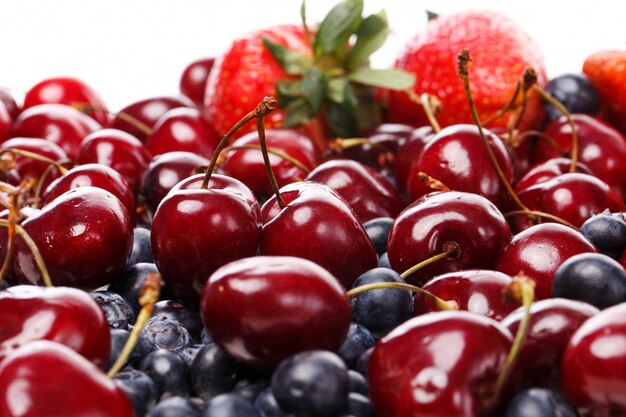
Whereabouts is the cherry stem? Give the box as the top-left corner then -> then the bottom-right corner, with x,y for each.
503,210 -> 579,231
0,149 -> 69,176
0,219 -> 52,287
0,193 -> 19,281
513,130 -> 565,154
201,96 -> 278,190
481,81 -> 522,127
223,145 -> 311,175
107,272 -> 162,378
71,102 -> 153,137
457,49 -> 529,212
400,241 -> 460,281
532,85 -> 579,173
416,171 -> 450,192
347,281 -> 458,311
420,93 -> 442,133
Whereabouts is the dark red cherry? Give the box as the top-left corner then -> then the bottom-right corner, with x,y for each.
144,107 -> 221,157
496,223 -> 596,300
388,191 -> 511,286
394,126 -> 436,195
413,269 -> 516,320
0,286 -> 110,367
201,256 -> 351,369
180,57 -> 215,108
305,159 -> 403,222
514,157 -> 593,192
260,181 -> 377,289
112,96 -> 194,142
502,298 -> 599,391
0,137 -> 68,189
406,125 -> 513,210
369,311 -> 513,417
78,128 -> 152,191
0,89 -> 20,120
12,103 -> 101,160
13,187 -> 133,289
0,100 -> 10,143
23,76 -> 111,127
340,123 -> 415,171
0,340 -> 133,417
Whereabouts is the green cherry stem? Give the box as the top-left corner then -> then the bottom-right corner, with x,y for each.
400,241 -> 460,281
347,281 -> 458,311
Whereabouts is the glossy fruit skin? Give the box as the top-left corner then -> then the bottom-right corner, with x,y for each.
202,256 -> 351,369
406,125 -> 513,210
0,101 -> 10,143
369,311 -> 513,417
0,137 -> 69,189
413,269 -> 516,320
388,191 -> 511,286
0,340 -> 134,417
14,187 -> 133,290
514,157 -> 593,193
496,223 -> 596,300
504,388 -> 578,417
580,211 -> 626,259
151,188 -> 261,303
12,103 -> 101,160
180,57 -> 215,107
0,286 -> 110,368
260,181 -> 378,289
0,89 -> 19,120
543,73 -> 601,121
387,11 -> 547,130
394,126 -> 436,196
561,302 -> 626,414
23,76 -> 111,126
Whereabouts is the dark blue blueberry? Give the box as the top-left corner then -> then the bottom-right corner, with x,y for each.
114,369 -> 159,417
254,388 -> 290,417
504,388 -> 577,417
350,268 -> 413,337
0,279 -> 9,291
107,328 -> 142,370
232,377 -> 270,402
544,73 -> 601,121
139,349 -> 190,398
355,347 -> 373,378
363,217 -> 393,256
109,263 -> 162,315
552,252 -> 626,309
348,370 -> 368,396
343,392 -> 373,417
580,211 -> 626,259
337,323 -> 376,369
138,316 -> 193,355
201,327 -> 214,345
149,396 -> 201,417
201,393 -> 260,417
153,300 -> 203,342
191,344 -> 245,401
271,350 -> 349,417
180,344 -> 204,369
90,290 -> 135,329
377,252 -> 392,269
127,227 -> 154,268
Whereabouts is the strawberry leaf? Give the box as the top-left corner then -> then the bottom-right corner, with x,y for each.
263,37 -> 312,75
300,67 -> 326,111
348,68 -> 415,90
275,80 -> 303,107
283,97 -> 314,128
347,10 -> 389,71
327,78 -> 348,103
314,0 -> 363,59
325,101 -> 357,138
426,10 -> 439,21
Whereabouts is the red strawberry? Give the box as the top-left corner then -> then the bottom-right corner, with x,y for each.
583,50 -> 626,134
386,11 -> 547,130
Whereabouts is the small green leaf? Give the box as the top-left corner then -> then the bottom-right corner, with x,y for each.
275,80 -> 303,107
327,78 -> 348,103
347,10 -> 389,71
325,101 -> 357,137
283,97 -> 314,128
263,37 -> 312,75
347,68 -> 415,90
300,67 -> 326,112
342,82 -> 359,109
314,0 -> 363,59
426,10 -> 439,21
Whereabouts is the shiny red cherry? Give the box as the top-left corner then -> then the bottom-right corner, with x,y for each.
496,223 -> 596,300
394,126 -> 435,196
23,76 -> 111,127
0,340 -> 133,417
0,101 -> 10,143
0,89 -> 20,120
0,286 -> 110,367
201,256 -> 351,369
0,137 -> 68,189
369,311 -> 512,417
180,57 -> 215,107
13,187 -> 133,289
514,157 -> 593,193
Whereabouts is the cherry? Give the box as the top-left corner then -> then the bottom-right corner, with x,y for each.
144,107 -> 221,157
406,124 -> 513,210
561,302 -> 626,415
0,340 -> 134,417
0,100 -> 10,143
393,126 -> 436,196
0,286 -> 110,367
13,187 -> 133,289
413,269 -> 516,320
77,128 -> 152,191
369,311 -> 513,417
387,191 -> 511,286
23,76 -> 111,127
514,157 -> 593,193
496,223 -> 596,300
501,298 -> 599,391
12,103 -> 102,160
0,89 -> 19,120
201,256 -> 351,369
260,181 -> 378,289
180,57 -> 215,108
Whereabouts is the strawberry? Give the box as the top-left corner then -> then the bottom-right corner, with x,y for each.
583,50 -> 626,134
386,10 -> 547,130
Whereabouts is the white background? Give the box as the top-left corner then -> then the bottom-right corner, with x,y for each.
0,0 -> 624,111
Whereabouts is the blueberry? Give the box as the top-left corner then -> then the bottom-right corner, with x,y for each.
232,377 -> 270,402
355,347 -> 373,378
377,252 -> 392,269
149,396 -> 201,417
504,388 -> 577,417
350,268 -> 413,337
348,370 -> 368,396
191,344 -> 245,401
337,323 -> 376,369
254,388 -> 290,417
139,349 -> 190,398
109,263 -> 161,315
114,369 -> 159,417
271,350 -> 349,417
552,252 -> 626,309
107,328 -> 142,370
201,393 -> 260,417
90,290 -> 135,329
180,344 -> 204,369
0,279 -> 9,291
580,211 -> 626,259
343,392 -> 373,417
363,217 -> 393,256
543,73 -> 601,121
127,227 -> 154,268
138,316 -> 193,355
153,300 -> 203,342
201,327 -> 214,345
